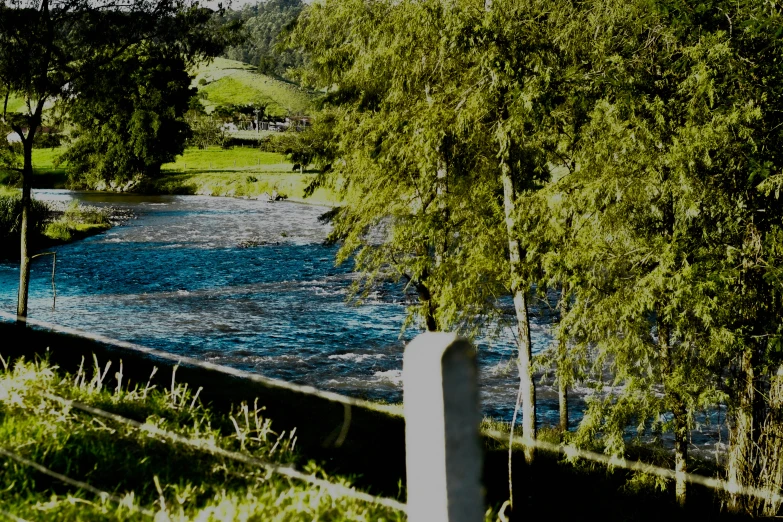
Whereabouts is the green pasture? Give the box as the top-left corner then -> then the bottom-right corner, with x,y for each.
194,58 -> 312,117
4,94 -> 26,113
158,146 -> 339,205
162,146 -> 288,171
0,147 -> 68,189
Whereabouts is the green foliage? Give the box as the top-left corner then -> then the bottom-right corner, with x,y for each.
62,48 -> 195,187
289,0 -> 783,512
186,111 -> 228,149
59,8 -> 237,189
220,0 -> 305,78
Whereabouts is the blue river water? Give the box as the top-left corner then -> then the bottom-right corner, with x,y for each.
0,190 -> 587,427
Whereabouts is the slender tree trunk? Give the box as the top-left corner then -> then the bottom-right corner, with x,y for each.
760,365 -> 783,516
557,285 -> 570,432
672,399 -> 688,506
415,280 -> 438,332
727,348 -> 757,513
17,139 -> 34,324
501,163 -> 536,463
659,318 -> 688,506
558,378 -> 568,433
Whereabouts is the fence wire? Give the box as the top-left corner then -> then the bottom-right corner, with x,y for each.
484,429 -> 783,506
0,509 -> 31,522
0,311 -> 401,417
42,392 -> 408,513
0,447 -> 155,517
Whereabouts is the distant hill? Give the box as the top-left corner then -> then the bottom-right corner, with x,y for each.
193,57 -> 312,118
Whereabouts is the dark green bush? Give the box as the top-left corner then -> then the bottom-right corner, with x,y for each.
0,195 -> 52,258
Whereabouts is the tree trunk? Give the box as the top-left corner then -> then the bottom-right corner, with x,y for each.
727,348 -> 757,513
760,365 -> 783,516
557,285 -> 570,432
414,280 -> 438,332
17,138 -> 34,324
659,318 -> 687,505
558,378 -> 568,432
501,164 -> 536,463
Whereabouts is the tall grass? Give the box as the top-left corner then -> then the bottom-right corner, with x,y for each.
0,354 -> 405,521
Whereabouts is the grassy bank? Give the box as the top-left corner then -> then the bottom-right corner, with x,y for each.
0,354 -> 404,521
158,147 -> 340,205
0,194 -> 113,258
0,146 -> 339,205
43,201 -> 112,243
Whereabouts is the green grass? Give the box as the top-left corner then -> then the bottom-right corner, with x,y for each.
194,58 -> 312,117
158,147 -> 340,205
0,355 -> 405,521
0,186 -> 18,197
4,94 -> 26,113
163,147 -> 288,171
43,201 -> 111,242
0,147 -> 69,189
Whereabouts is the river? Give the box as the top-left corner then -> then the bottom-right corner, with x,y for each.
0,190 -> 576,425
2,189 -> 738,456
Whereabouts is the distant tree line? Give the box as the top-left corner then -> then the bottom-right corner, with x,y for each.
219,0 -> 304,78
286,0 -> 783,516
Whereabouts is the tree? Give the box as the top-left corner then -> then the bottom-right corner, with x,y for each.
556,0 -> 783,509
61,8 -> 236,188
62,48 -> 193,188
0,0 -> 229,323
221,0 -> 304,78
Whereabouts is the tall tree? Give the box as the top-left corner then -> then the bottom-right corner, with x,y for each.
558,0 -> 783,509
61,11 -> 234,188
0,0 -> 227,323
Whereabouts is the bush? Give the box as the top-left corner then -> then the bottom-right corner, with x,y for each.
0,195 -> 51,239
0,195 -> 52,258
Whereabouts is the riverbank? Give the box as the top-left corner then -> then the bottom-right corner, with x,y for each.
1,146 -> 341,206
41,200 -> 134,245
0,192 -> 133,258
155,147 -> 339,205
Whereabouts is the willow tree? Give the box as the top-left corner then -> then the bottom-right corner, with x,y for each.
556,0 -> 783,510
288,0 -> 510,334
454,0 -> 592,464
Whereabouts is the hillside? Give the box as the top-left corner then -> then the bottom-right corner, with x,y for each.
4,94 -> 25,113
193,57 -> 312,118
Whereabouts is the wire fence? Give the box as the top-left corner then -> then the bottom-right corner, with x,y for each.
484,429 -> 783,506
41,392 -> 408,512
1,313 -> 782,518
0,311 -> 401,417
0,446 -> 155,517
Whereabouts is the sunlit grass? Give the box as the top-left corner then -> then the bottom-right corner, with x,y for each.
193,58 -> 312,117
163,146 -> 287,171
0,354 -> 405,521
159,147 -> 340,205
43,201 -> 111,242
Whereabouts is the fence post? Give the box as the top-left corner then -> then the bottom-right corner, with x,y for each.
403,332 -> 483,522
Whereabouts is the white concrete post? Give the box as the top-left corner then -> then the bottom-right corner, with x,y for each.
404,332 -> 483,522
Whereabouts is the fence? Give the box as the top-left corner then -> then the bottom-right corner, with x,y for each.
0,313 -> 781,521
